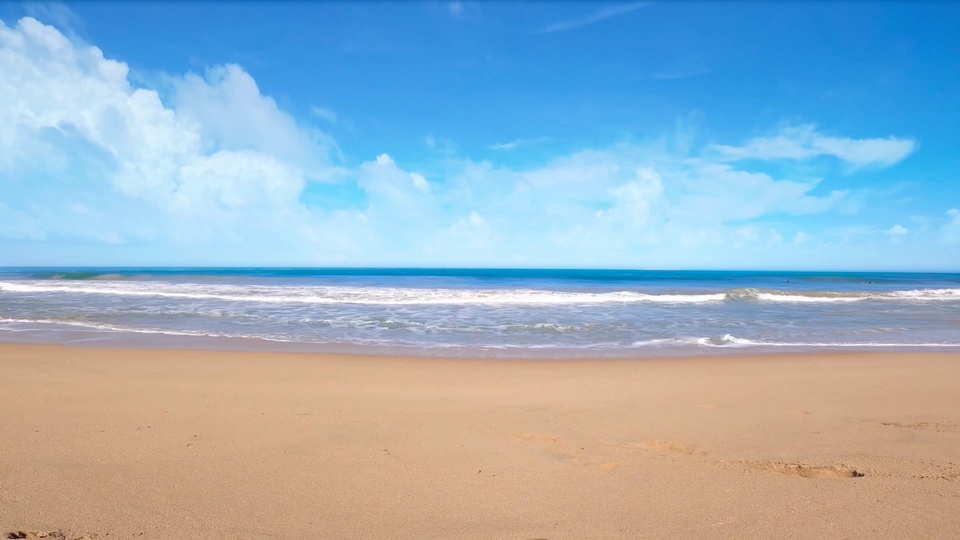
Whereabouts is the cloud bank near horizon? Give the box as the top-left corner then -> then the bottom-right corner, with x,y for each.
0,17 -> 953,269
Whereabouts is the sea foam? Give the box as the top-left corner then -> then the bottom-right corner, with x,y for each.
2,281 -> 958,305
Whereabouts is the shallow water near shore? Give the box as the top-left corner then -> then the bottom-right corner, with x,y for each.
1,267 -> 958,357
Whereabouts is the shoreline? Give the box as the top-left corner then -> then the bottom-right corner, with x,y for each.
4,339 -> 960,362
4,327 -> 960,360
3,344 -> 959,538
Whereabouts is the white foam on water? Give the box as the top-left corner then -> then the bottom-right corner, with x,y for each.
697,334 -> 960,348
727,287 -> 960,303
0,281 -> 725,305
4,280 -> 957,305
2,318 -> 957,351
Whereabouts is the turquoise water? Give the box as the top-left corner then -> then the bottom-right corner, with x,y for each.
1,268 -> 958,357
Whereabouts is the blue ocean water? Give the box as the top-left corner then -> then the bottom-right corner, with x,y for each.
0,267 -> 958,357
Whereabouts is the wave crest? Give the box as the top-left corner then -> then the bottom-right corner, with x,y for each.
0,281 -> 724,305
725,288 -> 960,303
2,280 -> 958,305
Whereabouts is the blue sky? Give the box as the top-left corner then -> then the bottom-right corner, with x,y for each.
1,1 -> 958,270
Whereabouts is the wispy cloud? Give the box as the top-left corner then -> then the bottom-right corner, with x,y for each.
489,137 -> 551,151
22,2 -> 83,40
448,1 -> 463,17
311,107 -> 337,123
711,125 -> 917,169
425,135 -> 459,155
535,2 -> 649,34
942,209 -> 960,244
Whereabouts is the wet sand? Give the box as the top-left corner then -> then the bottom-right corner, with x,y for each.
1,344 -> 959,539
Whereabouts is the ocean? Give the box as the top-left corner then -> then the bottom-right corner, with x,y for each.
1,268 -> 958,357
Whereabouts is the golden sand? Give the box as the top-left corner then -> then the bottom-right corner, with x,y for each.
2,345 -> 959,539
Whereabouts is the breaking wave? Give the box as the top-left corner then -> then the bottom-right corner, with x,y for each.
2,281 -> 959,305
696,334 -> 960,348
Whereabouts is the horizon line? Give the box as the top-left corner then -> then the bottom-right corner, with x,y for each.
1,266 -> 958,274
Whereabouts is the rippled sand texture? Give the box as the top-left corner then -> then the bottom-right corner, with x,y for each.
2,345 -> 959,539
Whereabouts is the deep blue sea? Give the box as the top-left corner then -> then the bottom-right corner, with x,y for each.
1,268 -> 958,357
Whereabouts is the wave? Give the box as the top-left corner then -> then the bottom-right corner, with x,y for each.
726,288 -> 960,303
26,271 -> 124,280
2,280 -> 959,305
2,318 -> 958,351
0,281 -> 725,305
0,317 -> 307,343
696,334 -> 960,348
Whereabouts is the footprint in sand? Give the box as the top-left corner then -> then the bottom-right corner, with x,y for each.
749,461 -> 864,478
637,439 -> 706,456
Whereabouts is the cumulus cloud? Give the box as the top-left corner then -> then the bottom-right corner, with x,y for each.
354,154 -> 443,252
0,16 -> 339,258
712,124 -> 916,169
886,224 -> 908,236
172,64 -> 340,180
596,168 -> 664,228
0,16 -> 928,267
448,211 -> 491,244
410,172 -> 431,193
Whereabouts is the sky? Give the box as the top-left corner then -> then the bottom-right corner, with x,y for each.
0,1 -> 958,270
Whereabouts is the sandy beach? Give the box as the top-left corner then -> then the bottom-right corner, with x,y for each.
1,344 -> 959,539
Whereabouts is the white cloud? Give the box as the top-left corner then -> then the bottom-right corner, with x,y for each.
448,1 -> 463,17
489,137 -> 550,151
768,229 -> 784,244
712,125 -> 916,169
356,154 -> 442,238
671,163 -> 846,223
536,2 -> 649,34
22,3 -> 82,36
445,211 -> 492,249
886,224 -> 908,236
907,215 -> 931,233
793,231 -> 810,244
311,107 -> 337,123
490,141 -> 521,151
424,135 -> 458,155
0,16 -> 935,268
596,168 -> 664,228
171,64 -> 340,180
942,209 -> 960,244
410,172 -> 430,193
0,17 -> 340,257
